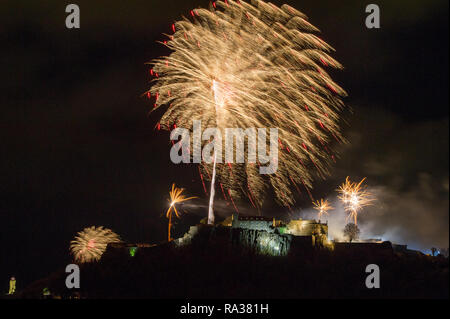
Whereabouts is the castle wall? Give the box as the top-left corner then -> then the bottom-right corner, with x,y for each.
286,220 -> 328,237
233,220 -> 274,232
231,214 -> 275,232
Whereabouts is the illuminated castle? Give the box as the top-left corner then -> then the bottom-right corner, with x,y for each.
227,214 -> 330,256
230,214 -> 328,236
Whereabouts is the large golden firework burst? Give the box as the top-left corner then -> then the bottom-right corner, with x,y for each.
148,0 -> 346,209
70,226 -> 122,263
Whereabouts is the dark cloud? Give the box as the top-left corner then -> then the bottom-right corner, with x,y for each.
301,111 -> 449,252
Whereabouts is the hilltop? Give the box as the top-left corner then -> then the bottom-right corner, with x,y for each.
16,224 -> 449,299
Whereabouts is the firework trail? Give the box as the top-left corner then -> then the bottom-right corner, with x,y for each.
313,198 -> 333,220
166,183 -> 197,241
70,226 -> 122,263
337,176 -> 374,224
149,0 -> 346,223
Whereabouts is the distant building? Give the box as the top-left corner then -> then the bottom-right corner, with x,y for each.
391,243 -> 408,253
334,241 -> 394,256
357,238 -> 383,243
285,219 -> 328,237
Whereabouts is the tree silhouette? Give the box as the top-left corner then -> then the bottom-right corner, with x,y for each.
343,223 -> 360,243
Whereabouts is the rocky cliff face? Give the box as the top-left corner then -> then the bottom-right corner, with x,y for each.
175,224 -> 317,256
231,228 -> 292,256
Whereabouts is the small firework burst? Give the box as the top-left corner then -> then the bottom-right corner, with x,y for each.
166,183 -> 197,241
70,226 -> 122,263
337,177 -> 374,224
313,198 -> 333,220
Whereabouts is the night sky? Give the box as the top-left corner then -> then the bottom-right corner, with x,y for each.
0,0 -> 448,290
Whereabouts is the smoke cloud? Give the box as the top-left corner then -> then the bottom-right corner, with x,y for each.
305,110 -> 449,252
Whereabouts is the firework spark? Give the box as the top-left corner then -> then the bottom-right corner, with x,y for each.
313,198 -> 333,220
166,183 -> 197,241
70,226 -> 122,263
149,0 -> 346,222
337,177 -> 374,224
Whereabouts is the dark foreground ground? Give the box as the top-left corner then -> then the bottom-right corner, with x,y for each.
13,227 -> 450,299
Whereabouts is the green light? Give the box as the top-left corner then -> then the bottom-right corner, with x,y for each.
129,247 -> 138,257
